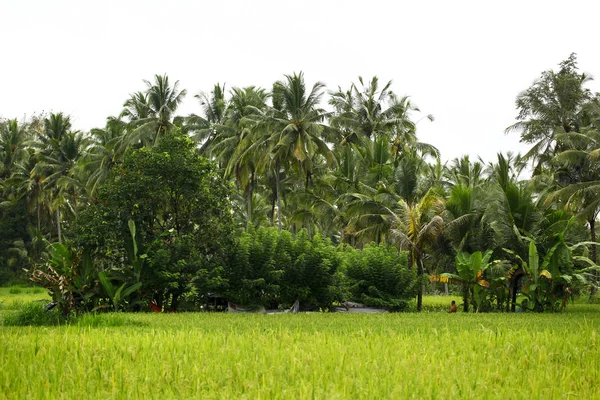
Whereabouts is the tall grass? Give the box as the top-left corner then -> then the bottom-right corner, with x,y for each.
1,308 -> 599,399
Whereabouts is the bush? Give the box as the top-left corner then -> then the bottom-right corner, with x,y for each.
3,302 -> 65,326
227,227 -> 343,309
344,244 -> 417,311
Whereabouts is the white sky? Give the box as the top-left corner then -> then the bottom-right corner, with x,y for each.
1,0 -> 599,164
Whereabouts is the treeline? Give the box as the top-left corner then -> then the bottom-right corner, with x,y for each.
1,54 -> 599,312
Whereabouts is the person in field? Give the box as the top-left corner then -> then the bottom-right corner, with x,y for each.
448,300 -> 457,313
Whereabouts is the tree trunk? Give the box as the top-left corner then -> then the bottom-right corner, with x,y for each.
462,285 -> 469,312
56,209 -> 62,243
510,273 -> 522,312
415,254 -> 423,312
247,173 -> 253,225
270,194 -> 276,226
275,162 -> 282,230
589,219 -> 597,297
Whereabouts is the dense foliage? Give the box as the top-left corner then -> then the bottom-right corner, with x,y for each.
1,55 -> 600,313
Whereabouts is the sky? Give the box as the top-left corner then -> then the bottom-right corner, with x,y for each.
1,0 -> 599,164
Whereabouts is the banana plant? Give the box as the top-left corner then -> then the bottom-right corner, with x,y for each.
98,272 -> 142,312
504,241 -> 555,312
97,219 -> 144,312
433,250 -> 494,312
28,243 -> 99,315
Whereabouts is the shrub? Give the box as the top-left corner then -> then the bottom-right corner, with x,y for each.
3,302 -> 65,326
227,227 -> 343,309
344,244 -> 417,311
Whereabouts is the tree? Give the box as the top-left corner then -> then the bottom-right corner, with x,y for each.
74,129 -> 234,310
121,74 -> 187,147
268,72 -> 334,191
548,127 -> 600,288
391,189 -> 445,311
507,53 -> 599,174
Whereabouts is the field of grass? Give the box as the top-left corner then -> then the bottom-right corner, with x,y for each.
1,292 -> 599,399
0,286 -> 49,311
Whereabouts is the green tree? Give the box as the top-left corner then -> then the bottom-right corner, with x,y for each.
507,53 -> 599,173
74,129 -> 234,310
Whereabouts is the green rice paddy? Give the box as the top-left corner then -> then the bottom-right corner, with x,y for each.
1,292 -> 598,399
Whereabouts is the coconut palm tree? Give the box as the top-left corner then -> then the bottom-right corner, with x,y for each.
30,113 -> 87,242
121,74 -> 187,146
83,117 -> 128,196
506,54 -> 598,174
548,127 -> 600,267
0,119 -> 31,181
267,72 -> 334,191
390,189 -> 445,311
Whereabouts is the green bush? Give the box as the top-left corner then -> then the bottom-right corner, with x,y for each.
3,302 -> 65,326
344,244 -> 417,311
227,227 -> 343,309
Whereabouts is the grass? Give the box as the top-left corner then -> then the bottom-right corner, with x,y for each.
0,286 -> 50,313
1,291 -> 599,399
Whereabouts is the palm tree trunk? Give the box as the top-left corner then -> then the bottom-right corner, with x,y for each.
56,209 -> 62,243
36,204 -> 41,231
414,253 -> 423,312
275,161 -> 282,231
590,219 -> 597,297
247,173 -> 253,225
270,195 -> 275,227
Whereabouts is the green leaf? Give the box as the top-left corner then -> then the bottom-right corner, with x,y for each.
98,272 -> 115,299
121,282 -> 142,298
128,219 -> 138,257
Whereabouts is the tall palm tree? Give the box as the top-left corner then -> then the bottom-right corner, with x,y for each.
205,86 -> 270,225
121,74 -> 187,146
0,119 -> 30,181
506,54 -> 598,174
31,113 -> 87,242
548,128 -> 600,266
186,83 -> 227,151
268,72 -> 334,191
83,117 -> 128,196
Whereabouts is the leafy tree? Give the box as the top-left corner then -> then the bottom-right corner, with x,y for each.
507,53 -> 599,173
74,129 -> 234,310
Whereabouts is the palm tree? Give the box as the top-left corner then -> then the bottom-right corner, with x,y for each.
506,54 -> 598,174
30,113 -> 87,242
83,117 -> 128,196
0,119 -> 30,181
548,127 -> 600,267
121,74 -> 187,146
185,83 -> 227,151
214,86 -> 269,225
329,76 -> 433,145
390,189 -> 445,311
267,72 -> 334,191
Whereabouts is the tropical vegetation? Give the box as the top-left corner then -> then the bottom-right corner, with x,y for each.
1,54 -> 600,313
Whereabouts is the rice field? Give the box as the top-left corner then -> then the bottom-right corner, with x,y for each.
0,286 -> 49,311
1,293 -> 599,399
